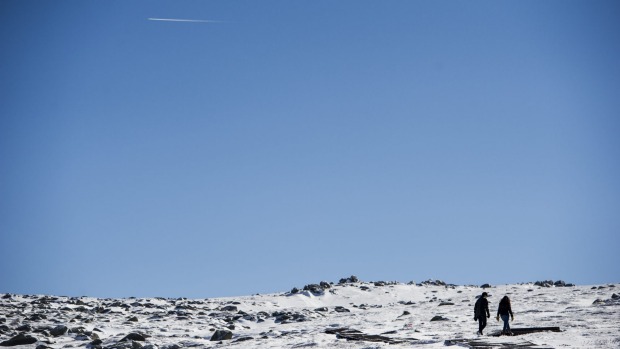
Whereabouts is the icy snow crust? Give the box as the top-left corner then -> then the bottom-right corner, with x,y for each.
1,282 -> 619,348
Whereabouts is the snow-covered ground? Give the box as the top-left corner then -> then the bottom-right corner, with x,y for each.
1,279 -> 619,348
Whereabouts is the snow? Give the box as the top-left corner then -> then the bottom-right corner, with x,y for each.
1,281 -> 619,348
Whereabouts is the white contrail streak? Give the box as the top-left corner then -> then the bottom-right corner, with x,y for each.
148,18 -> 224,23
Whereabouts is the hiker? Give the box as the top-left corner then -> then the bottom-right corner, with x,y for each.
473,292 -> 490,335
496,295 -> 514,335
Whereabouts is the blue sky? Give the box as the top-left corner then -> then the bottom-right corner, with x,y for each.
1,1 -> 619,298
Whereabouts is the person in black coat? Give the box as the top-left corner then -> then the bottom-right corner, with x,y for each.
496,296 -> 514,335
474,292 -> 490,335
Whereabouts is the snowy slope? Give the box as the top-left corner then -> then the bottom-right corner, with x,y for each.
1,279 -> 619,348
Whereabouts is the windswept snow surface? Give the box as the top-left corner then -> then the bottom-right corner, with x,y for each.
1,281 -> 619,348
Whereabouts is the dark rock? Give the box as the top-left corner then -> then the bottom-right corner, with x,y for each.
480,284 -> 491,289
35,345 -> 53,349
374,281 -> 386,287
221,305 -> 238,312
0,334 -> 38,346
210,330 -> 233,341
534,280 -> 554,287
290,288 -> 300,294
303,284 -> 325,295
334,306 -> 350,313
399,311 -> 411,317
324,328 -> 411,344
1,295 -> 11,300
338,276 -> 359,284
16,324 -> 32,332
50,325 -> 68,337
120,333 -> 146,342
611,294 -> 619,300
554,280 -> 566,287
430,315 -> 448,321
233,337 -> 253,343
314,307 -> 328,312
421,280 -> 446,286
439,302 -> 455,306
320,281 -> 331,289
28,314 -> 47,321
127,317 -> 139,322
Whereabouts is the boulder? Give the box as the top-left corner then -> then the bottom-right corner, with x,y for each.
0,334 -> 38,346
120,333 -> 146,342
339,276 -> 359,284
210,330 -> 233,341
50,325 -> 68,337
221,305 -> 238,312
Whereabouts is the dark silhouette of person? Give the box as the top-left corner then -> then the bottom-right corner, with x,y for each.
496,295 -> 514,335
474,292 -> 490,335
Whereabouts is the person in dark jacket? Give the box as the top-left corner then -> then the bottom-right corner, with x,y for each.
496,296 -> 514,335
474,292 -> 490,335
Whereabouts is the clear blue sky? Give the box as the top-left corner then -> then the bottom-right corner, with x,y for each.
1,1 -> 619,298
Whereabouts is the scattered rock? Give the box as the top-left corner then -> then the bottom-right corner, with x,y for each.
221,305 -> 238,312
233,336 -> 253,343
334,306 -> 350,313
338,276 -> 359,284
0,334 -> 38,346
50,325 -> 68,337
16,324 -> 32,332
210,330 -> 232,341
120,333 -> 146,342
421,280 -> 446,286
430,315 -> 449,321
480,284 -> 491,289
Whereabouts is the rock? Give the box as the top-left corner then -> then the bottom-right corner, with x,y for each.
554,280 -> 566,287
303,284 -> 325,295
439,302 -> 455,306
290,287 -> 300,294
421,280 -> 446,286
221,305 -> 238,312
399,311 -> 411,317
611,294 -> 619,300
374,281 -> 386,287
127,317 -> 139,322
50,325 -> 68,337
535,280 -> 554,287
120,333 -> 146,342
1,295 -> 11,299
480,284 -> 491,289
338,276 -> 359,284
16,324 -> 32,332
334,306 -> 350,313
233,337 -> 253,343
430,315 -> 448,321
210,330 -> 233,341
314,307 -> 328,312
0,334 -> 38,346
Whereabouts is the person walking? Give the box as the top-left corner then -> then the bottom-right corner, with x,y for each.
474,292 -> 490,335
496,296 -> 514,335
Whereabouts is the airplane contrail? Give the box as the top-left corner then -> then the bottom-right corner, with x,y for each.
148,18 -> 224,23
